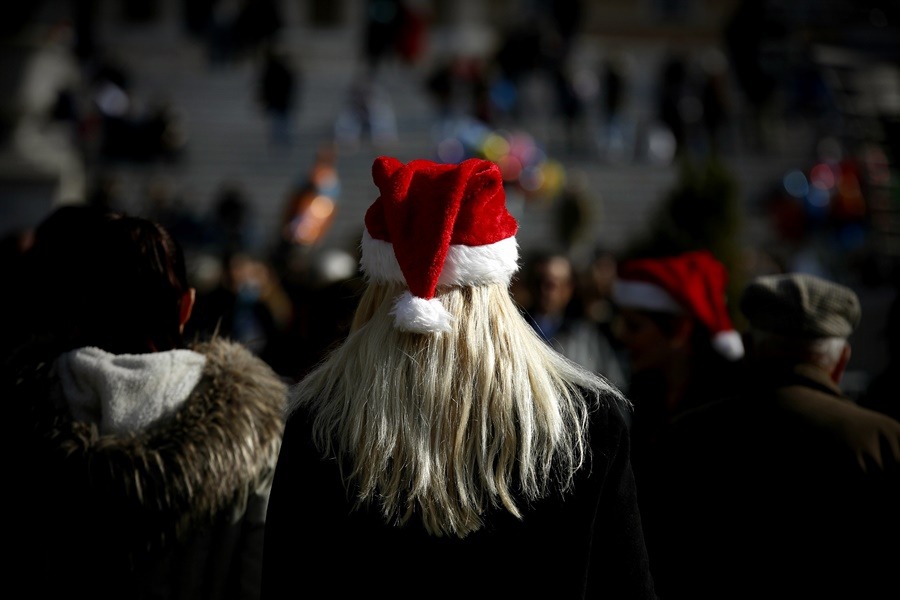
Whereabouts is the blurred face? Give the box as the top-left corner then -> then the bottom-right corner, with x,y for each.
533,256 -> 574,316
613,307 -> 683,374
589,253 -> 617,298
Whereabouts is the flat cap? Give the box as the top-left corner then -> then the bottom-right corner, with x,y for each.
740,273 -> 861,338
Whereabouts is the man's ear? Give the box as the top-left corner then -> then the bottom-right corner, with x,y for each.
831,342 -> 851,385
179,288 -> 196,332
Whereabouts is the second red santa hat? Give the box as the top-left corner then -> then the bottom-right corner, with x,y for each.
612,250 -> 744,360
360,156 -> 519,333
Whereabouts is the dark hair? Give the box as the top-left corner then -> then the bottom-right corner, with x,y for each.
638,309 -> 686,338
25,207 -> 190,354
637,308 -> 718,352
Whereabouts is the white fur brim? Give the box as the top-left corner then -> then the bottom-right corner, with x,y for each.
612,279 -> 684,314
360,230 -> 519,288
390,291 -> 453,333
712,330 -> 745,361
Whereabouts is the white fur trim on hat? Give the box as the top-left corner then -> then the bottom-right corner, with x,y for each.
360,230 -> 520,288
612,279 -> 684,314
390,291 -> 454,333
712,330 -> 745,361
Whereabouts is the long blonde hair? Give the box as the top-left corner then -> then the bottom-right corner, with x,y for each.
290,281 -> 624,538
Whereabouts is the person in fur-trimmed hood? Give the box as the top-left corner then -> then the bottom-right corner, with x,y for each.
3,206 -> 286,600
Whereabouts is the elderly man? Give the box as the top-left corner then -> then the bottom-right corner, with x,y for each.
647,273 -> 900,600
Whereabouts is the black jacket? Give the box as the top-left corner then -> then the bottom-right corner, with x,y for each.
261,390 -> 657,599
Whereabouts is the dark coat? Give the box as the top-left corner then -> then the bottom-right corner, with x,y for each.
5,338 -> 287,600
648,363 -> 900,600
261,391 -> 658,600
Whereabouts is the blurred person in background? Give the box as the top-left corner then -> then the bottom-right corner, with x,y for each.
275,143 -> 340,258
208,180 -> 257,256
610,250 -> 745,576
261,156 -> 657,599
521,250 -> 628,393
4,206 -> 287,600
598,52 -> 635,162
611,249 -> 744,441
580,245 -> 621,335
186,251 -> 294,378
333,71 -> 398,151
279,247 -> 364,382
655,55 -> 690,159
362,0 -> 405,73
651,273 -> 900,599
257,39 -> 298,147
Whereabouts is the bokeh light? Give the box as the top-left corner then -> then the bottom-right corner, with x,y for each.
783,170 -> 809,198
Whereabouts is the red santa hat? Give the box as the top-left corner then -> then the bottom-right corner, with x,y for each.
360,156 -> 519,333
612,250 -> 744,360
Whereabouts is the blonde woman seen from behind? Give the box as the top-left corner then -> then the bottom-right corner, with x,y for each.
261,156 -> 658,600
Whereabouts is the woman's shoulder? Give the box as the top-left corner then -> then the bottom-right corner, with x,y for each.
564,384 -> 633,465
582,383 -> 631,427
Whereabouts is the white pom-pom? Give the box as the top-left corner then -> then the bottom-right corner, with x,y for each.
390,291 -> 453,333
712,330 -> 745,361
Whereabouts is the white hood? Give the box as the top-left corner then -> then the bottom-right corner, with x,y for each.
56,346 -> 207,436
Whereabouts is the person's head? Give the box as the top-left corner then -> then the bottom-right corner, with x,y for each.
611,250 -> 744,375
577,246 -> 619,324
26,206 -> 194,354
740,273 -> 861,384
524,251 -> 577,317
